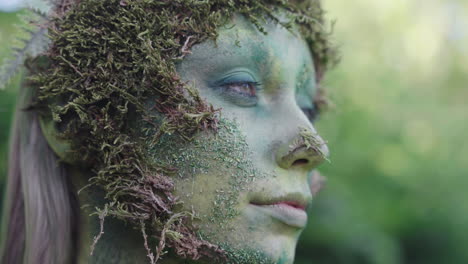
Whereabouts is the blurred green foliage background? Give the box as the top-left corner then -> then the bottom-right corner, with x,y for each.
1,0 -> 467,263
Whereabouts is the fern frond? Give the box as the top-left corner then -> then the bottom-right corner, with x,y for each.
27,6 -> 49,18
0,10 -> 50,90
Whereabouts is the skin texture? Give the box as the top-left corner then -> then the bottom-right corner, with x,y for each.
44,13 -> 328,264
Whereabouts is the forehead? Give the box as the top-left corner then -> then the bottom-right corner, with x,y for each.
177,14 -> 315,82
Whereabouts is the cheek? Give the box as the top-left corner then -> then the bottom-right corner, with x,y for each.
146,118 -> 266,228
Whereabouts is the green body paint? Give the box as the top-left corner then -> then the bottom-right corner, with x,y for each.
149,118 -> 270,227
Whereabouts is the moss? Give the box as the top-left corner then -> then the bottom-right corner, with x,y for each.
22,0 -> 338,262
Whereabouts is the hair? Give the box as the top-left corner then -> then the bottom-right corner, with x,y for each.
0,81 -> 79,264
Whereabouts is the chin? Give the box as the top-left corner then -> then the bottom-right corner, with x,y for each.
215,230 -> 301,264
193,202 -> 304,264
254,233 -> 300,264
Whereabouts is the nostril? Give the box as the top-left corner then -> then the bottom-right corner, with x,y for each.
292,159 -> 309,166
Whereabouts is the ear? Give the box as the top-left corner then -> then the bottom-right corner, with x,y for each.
39,114 -> 75,164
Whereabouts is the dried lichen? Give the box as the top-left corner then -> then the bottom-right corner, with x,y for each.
16,0 -> 338,262
288,127 -> 329,162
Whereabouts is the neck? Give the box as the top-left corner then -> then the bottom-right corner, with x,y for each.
69,167 -> 184,264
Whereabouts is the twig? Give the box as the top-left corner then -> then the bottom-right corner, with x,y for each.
176,36 -> 194,59
141,220 -> 156,264
89,206 -> 108,256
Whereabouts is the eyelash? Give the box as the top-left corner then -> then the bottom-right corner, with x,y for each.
221,81 -> 262,97
220,80 -> 320,123
301,105 -> 319,123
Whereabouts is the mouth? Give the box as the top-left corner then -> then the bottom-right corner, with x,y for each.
249,193 -> 311,228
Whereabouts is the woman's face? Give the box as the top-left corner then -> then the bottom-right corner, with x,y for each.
149,14 -> 329,264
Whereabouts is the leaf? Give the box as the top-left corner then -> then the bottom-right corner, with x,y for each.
0,9 -> 50,90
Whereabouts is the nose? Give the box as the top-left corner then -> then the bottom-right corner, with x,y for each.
275,126 -> 329,170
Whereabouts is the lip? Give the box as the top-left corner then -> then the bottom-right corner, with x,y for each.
249,193 -> 311,228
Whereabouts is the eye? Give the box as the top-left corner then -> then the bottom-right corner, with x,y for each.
218,81 -> 262,107
214,71 -> 262,107
222,81 -> 260,98
301,105 -> 319,123
296,87 -> 319,123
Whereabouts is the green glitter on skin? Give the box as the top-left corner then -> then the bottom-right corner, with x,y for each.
148,118 -> 271,228
222,244 -> 273,264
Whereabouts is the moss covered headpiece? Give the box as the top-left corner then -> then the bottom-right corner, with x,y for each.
2,0 -> 337,262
